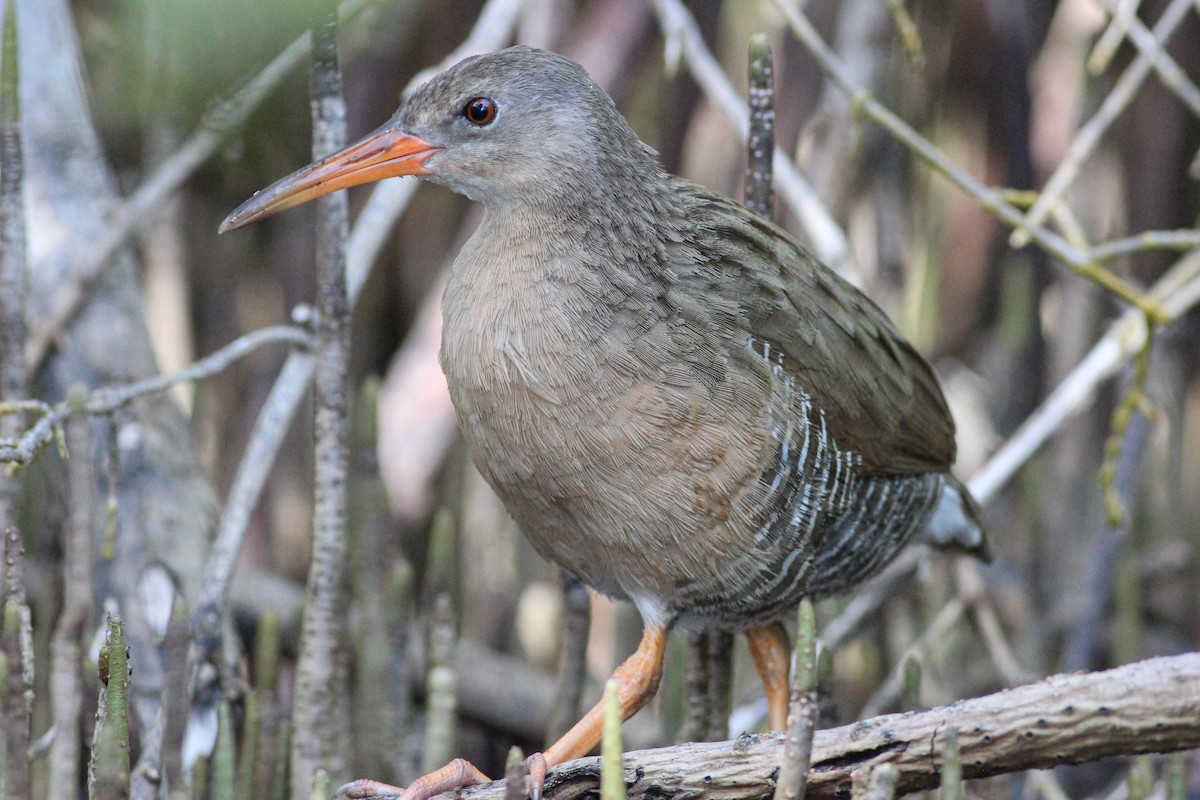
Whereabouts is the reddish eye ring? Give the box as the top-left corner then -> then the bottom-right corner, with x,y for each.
464,97 -> 497,126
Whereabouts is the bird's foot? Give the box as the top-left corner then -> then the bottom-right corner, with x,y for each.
333,759 -> 491,800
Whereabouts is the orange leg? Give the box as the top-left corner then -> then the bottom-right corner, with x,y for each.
745,622 -> 791,731
336,624 -> 671,800
543,624 -> 669,766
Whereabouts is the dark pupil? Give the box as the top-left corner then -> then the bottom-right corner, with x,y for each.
468,99 -> 492,123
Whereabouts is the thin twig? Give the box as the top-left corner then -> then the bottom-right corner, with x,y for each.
967,250 -> 1200,505
23,0 -> 381,375
859,598 -> 966,718
1095,0 -> 1200,119
47,391 -> 96,795
1088,0 -> 1142,73
744,34 -> 775,218
648,0 -> 853,276
1012,0 -> 1195,244
773,600 -> 817,800
0,0 -> 26,532
0,325 -> 311,467
770,0 -> 1176,322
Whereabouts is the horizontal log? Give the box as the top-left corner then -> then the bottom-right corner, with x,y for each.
438,653 -> 1200,800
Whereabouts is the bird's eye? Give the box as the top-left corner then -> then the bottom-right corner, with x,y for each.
463,97 -> 497,126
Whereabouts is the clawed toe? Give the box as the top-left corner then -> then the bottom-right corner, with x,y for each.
524,752 -> 548,800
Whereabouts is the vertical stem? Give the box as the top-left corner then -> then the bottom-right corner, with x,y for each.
48,391 -> 97,796
705,633 -> 733,740
547,576 -> 591,746
211,700 -> 237,800
503,746 -> 526,800
1,531 -> 30,800
88,615 -> 131,800
774,599 -> 817,800
600,680 -> 625,800
939,727 -> 962,800
291,5 -> 353,797
744,33 -> 775,217
0,0 -> 26,533
422,594 -> 458,774
680,631 -> 710,741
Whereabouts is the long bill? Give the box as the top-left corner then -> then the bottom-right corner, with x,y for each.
219,123 -> 441,233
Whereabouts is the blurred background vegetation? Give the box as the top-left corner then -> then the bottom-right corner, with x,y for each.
2,0 -> 1199,799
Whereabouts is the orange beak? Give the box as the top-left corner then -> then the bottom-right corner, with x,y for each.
219,123 -> 441,232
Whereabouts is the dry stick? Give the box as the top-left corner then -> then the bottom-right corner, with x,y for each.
680,632 -> 711,742
858,598 -> 966,718
1095,0 -> 1200,118
547,577 -> 592,746
744,34 -> 775,218
292,6 -> 353,795
1012,0 -> 1195,246
773,600 -> 817,800
0,325 -> 311,467
253,613 -> 286,799
648,0 -> 852,276
1088,0 -> 1142,73
504,747 -> 527,800
422,594 -> 459,775
0,0 -> 25,537
22,0 -> 380,375
968,249 -> 1200,506
697,34 -> 781,746
705,634 -> 734,742
769,0 -> 1177,322
89,615 -> 132,800
430,653 -> 1200,800
189,0 -> 525,705
159,599 -> 192,800
350,381 -> 407,782
1,527 -> 31,722
47,389 -> 97,796
860,765 -> 898,800
0,18 -> 31,794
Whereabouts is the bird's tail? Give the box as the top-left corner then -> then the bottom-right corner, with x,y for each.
923,476 -> 991,562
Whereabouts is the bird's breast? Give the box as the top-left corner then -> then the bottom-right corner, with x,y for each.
438,254 -> 788,600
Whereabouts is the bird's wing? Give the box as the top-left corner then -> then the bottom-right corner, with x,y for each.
682,182 -> 956,476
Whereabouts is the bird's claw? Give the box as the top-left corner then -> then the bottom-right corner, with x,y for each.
525,752 -> 548,800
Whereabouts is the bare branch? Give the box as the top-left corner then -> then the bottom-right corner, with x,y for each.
23,0 -> 381,375
968,251 -> 1200,505
769,0 -> 1177,321
1013,0 -> 1195,244
648,0 -> 853,276
0,325 -> 310,467
417,654 -> 1200,800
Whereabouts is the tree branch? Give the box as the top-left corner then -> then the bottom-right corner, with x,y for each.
417,654 -> 1200,800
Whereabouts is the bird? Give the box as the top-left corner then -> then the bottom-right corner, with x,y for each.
221,46 -> 986,800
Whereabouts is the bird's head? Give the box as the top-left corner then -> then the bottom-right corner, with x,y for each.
220,46 -> 649,232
